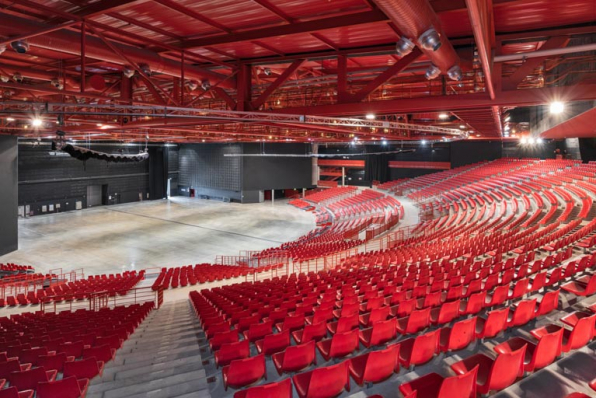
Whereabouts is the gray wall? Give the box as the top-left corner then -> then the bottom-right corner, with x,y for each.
0,136 -> 18,255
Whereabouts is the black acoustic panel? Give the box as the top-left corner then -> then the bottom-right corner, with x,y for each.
0,136 -> 18,255
179,144 -> 242,191
242,156 -> 312,190
451,141 -> 502,168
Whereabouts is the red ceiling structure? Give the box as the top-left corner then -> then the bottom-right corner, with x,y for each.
0,0 -> 594,143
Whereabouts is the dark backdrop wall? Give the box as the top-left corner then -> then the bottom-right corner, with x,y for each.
178,143 -> 313,202
18,142 -> 176,216
242,143 -> 312,190
450,140 -> 502,168
0,136 -> 18,256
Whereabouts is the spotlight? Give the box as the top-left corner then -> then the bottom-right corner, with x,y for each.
520,137 -> 528,144
418,28 -> 442,51
382,140 -> 387,145
10,40 -> 30,54
536,138 -> 544,144
528,137 -> 536,144
438,113 -> 449,120
421,139 -> 427,145
263,68 -> 271,76
123,66 -> 135,78
139,63 -> 151,76
447,65 -> 462,81
459,125 -> 466,129
187,80 -> 198,91
201,80 -> 211,90
365,113 -> 375,120
6,117 -> 15,122
0,75 -> 8,83
550,101 -> 564,114
32,118 -> 43,127
13,73 -> 23,83
395,37 -> 415,57
425,64 -> 441,80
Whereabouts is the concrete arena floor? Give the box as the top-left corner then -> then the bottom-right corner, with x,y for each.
0,197 -> 315,275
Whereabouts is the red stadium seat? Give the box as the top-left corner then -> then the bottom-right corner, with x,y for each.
291,322 -> 327,344
348,344 -> 399,386
439,317 -> 477,352
82,344 -> 115,363
255,330 -> 290,356
272,340 -> 316,375
63,357 -> 105,380
222,354 -> 266,391
214,340 -> 250,368
359,318 -> 397,348
451,345 -> 526,395
430,299 -> 460,325
475,308 -> 509,339
495,327 -> 563,373
399,365 -> 478,398
37,353 -> 72,373
292,361 -> 350,398
243,321 -> 273,343
36,376 -> 89,398
7,366 -> 57,392
233,378 -> 292,398
532,313 -> 595,353
561,274 -> 596,296
396,307 -> 431,335
327,314 -> 359,335
535,289 -> 560,317
316,329 -> 360,361
209,330 -> 239,351
399,330 -> 439,369
0,387 -> 34,398
508,298 -> 537,327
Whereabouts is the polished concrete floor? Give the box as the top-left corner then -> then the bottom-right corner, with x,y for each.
0,197 -> 315,275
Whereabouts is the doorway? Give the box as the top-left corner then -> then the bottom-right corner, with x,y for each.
87,185 -> 102,207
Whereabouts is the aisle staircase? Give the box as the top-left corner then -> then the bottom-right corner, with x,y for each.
87,301 -> 211,398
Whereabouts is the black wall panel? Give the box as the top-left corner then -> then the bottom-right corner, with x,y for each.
18,142 -> 153,215
450,140 -> 502,168
0,136 -> 18,255
179,144 -> 242,191
242,143 -> 312,190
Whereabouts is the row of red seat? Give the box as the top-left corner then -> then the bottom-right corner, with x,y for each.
0,303 -> 152,397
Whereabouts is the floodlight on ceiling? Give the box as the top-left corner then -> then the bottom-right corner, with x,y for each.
438,113 -> 449,120
418,28 -> 442,51
365,113 -> 376,120
395,37 -> 415,57
425,64 -> 441,80
447,65 -> 463,81
550,101 -> 564,114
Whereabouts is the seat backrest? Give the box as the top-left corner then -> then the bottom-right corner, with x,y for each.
406,308 -> 430,334
244,378 -> 292,398
247,322 -> 273,339
340,303 -> 359,317
438,300 -> 460,323
307,361 -> 349,397
446,317 -> 477,351
38,352 -> 68,372
489,285 -> 509,306
511,298 -> 537,326
487,345 -> 526,391
64,357 -> 101,380
0,387 -> 20,398
465,291 -> 487,314
585,274 -> 596,294
227,354 -> 266,384
368,306 -> 391,324
282,340 -> 315,369
58,341 -> 84,358
336,314 -> 359,333
262,330 -> 290,354
569,314 -> 596,349
312,308 -> 334,324
8,366 -> 48,391
330,329 -> 359,358
0,359 -> 20,379
533,327 -> 564,369
411,330 -> 439,366
218,340 -> 250,357
397,298 -> 417,317
37,376 -> 82,398
537,289 -> 560,316
82,344 -> 112,363
363,344 -> 399,382
482,307 -> 509,338
302,322 -> 327,342
439,364 -> 478,398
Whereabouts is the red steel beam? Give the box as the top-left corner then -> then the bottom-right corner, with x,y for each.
212,87 -> 237,110
540,107 -> 596,139
251,59 -> 304,109
348,48 -> 422,102
181,10 -> 388,49
276,84 -> 596,116
502,36 -> 570,90
153,0 -> 232,33
466,0 -> 495,100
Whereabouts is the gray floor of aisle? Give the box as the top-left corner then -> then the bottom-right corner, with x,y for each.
0,197 -> 315,275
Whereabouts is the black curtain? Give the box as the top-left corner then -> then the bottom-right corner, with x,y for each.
579,138 -> 596,162
148,147 -> 168,199
364,147 -> 390,183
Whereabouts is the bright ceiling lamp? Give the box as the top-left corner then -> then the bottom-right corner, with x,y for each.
32,118 -> 42,127
438,113 -> 449,119
365,113 -> 375,120
520,137 -> 528,144
528,137 -> 536,144
550,101 -> 564,114
421,139 -> 427,145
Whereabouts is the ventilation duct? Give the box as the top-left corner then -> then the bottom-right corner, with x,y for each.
372,0 -> 461,76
